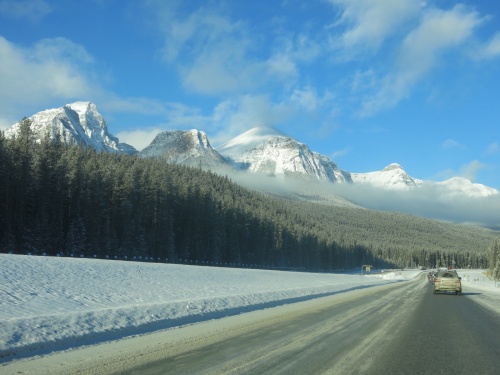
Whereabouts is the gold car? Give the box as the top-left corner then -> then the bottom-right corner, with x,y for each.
433,270 -> 462,295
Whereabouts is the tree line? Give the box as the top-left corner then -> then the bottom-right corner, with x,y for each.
1,118 -> 499,271
488,241 -> 500,280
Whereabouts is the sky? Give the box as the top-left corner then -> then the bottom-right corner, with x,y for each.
0,0 -> 499,190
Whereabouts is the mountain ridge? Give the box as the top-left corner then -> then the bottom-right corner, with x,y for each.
5,102 -> 498,198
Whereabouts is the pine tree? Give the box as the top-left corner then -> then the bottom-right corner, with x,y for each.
489,241 -> 500,280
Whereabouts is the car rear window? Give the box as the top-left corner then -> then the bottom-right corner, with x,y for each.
440,272 -> 457,278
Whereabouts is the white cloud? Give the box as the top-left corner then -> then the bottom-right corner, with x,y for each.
102,97 -> 170,116
159,5 -> 238,63
182,48 -> 264,95
0,36 -> 177,129
331,181 -> 500,227
150,2 -> 301,96
350,69 -> 378,93
111,89 -> 337,151
0,36 -> 95,125
210,95 -> 294,145
331,147 -> 350,160
0,0 -> 52,22
266,53 -> 298,81
290,86 -> 327,113
486,142 -> 499,155
433,160 -> 489,185
360,5 -> 484,116
289,33 -> 322,63
433,168 -> 456,182
0,36 -> 94,96
442,139 -> 464,149
32,37 -> 94,64
155,5 -> 257,94
459,160 -> 486,182
289,86 -> 339,137
398,5 -> 482,69
475,32 -> 500,59
328,0 -> 422,56
229,168 -> 499,227
116,128 -> 163,151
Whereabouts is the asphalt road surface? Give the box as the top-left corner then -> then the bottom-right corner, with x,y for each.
4,275 -> 499,375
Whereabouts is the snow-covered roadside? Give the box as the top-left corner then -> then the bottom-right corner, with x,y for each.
0,254 -> 418,362
459,270 -> 500,315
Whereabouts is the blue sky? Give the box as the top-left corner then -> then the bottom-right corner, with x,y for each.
1,0 -> 499,189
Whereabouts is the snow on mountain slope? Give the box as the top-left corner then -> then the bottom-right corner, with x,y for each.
351,163 -> 424,190
217,127 -> 289,156
217,127 -> 352,183
139,129 -> 228,168
5,102 -> 137,155
434,177 -> 499,198
351,163 -> 499,197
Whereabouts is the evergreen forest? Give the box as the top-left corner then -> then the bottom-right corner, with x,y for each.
2,118 -> 499,271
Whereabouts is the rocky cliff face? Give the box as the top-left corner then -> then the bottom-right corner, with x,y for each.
139,129 -> 228,168
217,127 -> 352,183
5,102 -> 137,155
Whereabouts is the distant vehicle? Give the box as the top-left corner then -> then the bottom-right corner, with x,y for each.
433,270 -> 462,295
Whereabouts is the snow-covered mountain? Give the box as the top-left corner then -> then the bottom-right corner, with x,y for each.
433,177 -> 499,198
351,163 -> 424,190
352,163 -> 499,197
217,127 -> 352,183
139,129 -> 228,168
7,103 -> 498,199
5,102 -> 137,155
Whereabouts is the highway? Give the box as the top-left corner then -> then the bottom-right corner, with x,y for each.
122,275 -> 500,375
4,275 -> 499,375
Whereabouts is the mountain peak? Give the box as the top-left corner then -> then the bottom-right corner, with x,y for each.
382,163 -> 404,172
352,163 -> 420,190
139,129 -> 227,168
216,127 -> 351,183
242,126 -> 289,138
66,101 -> 94,112
5,102 -> 136,155
217,126 -> 292,157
